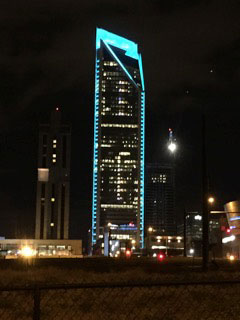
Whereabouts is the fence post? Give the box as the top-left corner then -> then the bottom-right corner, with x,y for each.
33,286 -> 41,320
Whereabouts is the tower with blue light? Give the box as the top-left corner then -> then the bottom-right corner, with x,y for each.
92,28 -> 145,250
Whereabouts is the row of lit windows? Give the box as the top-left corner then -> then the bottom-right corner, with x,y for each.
102,188 -> 138,195
152,175 -> 167,183
101,124 -> 138,128
101,112 -> 132,116
119,81 -> 129,84
102,106 -> 133,110
101,204 -> 134,209
109,176 -> 133,181
101,140 -> 117,144
103,61 -> 118,66
100,164 -> 136,168
101,112 -> 133,117
100,168 -> 134,172
119,152 -> 131,156
109,180 -> 127,184
100,143 -> 138,148
103,72 -> 120,76
101,159 -> 136,164
102,88 -> 132,93
152,175 -> 167,179
123,144 -> 138,148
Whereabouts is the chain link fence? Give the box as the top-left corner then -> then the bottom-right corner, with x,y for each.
0,280 -> 240,319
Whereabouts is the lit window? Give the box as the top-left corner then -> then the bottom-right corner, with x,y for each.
53,140 -> 57,143
52,154 -> 56,158
51,198 -> 55,202
53,144 -> 57,148
50,223 -> 54,227
52,159 -> 56,163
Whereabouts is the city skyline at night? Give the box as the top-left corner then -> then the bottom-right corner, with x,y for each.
1,1 -> 240,246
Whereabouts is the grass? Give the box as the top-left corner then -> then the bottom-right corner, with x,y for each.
1,258 -> 240,319
0,256 -> 240,287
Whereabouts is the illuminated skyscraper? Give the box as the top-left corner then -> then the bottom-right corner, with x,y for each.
35,108 -> 71,239
92,28 -> 145,248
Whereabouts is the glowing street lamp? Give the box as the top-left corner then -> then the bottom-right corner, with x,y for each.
168,128 -> 177,153
168,142 -> 177,153
208,197 -> 215,204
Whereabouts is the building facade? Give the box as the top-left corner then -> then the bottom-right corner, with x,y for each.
35,108 -> 71,240
0,239 -> 82,257
224,200 -> 240,235
92,28 -> 145,249
145,164 -> 176,235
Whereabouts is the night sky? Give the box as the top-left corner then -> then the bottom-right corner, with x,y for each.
1,0 -> 240,246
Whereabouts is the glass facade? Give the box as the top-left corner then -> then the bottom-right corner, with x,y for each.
92,29 -> 145,248
145,164 -> 176,235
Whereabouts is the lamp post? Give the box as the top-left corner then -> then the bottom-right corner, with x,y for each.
168,128 -> 177,154
108,222 -> 112,257
201,113 -> 209,271
147,227 -> 153,256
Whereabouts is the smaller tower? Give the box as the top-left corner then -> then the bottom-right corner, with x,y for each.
35,107 -> 71,239
145,164 -> 176,235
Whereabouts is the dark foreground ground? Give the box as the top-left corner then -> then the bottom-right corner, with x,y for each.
1,257 -> 240,319
0,256 -> 240,286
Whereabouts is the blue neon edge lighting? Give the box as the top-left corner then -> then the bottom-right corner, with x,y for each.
103,41 -> 138,88
92,57 -> 100,246
96,28 -> 138,60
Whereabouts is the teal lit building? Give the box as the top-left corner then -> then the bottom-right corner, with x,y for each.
92,28 -> 145,249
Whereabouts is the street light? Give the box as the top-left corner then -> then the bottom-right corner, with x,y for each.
147,227 -> 153,256
168,128 -> 177,153
208,197 -> 215,204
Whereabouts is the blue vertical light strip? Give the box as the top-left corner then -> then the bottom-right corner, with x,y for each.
138,54 -> 145,91
92,55 -> 100,246
139,54 -> 145,249
140,91 -> 145,248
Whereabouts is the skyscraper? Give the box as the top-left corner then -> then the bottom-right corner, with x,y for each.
92,28 -> 145,249
145,164 -> 176,235
35,108 -> 71,240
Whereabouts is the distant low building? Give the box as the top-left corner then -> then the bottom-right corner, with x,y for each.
224,200 -> 240,259
178,211 -> 228,257
0,239 -> 82,258
146,233 -> 183,257
224,200 -> 240,235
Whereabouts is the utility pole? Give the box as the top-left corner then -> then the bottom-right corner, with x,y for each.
183,208 -> 187,257
202,113 -> 209,271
